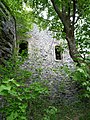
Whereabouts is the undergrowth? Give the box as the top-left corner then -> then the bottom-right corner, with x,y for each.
0,58 -> 90,120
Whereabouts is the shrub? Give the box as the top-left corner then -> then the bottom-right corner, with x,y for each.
0,58 -> 49,120
72,63 -> 90,99
0,78 -> 49,120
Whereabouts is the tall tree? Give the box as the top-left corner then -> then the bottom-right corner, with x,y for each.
26,0 -> 90,64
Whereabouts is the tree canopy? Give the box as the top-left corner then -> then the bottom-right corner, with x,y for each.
26,0 -> 90,64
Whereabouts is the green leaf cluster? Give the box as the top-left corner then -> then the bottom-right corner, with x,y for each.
43,106 -> 57,120
72,63 -> 90,99
0,59 -> 49,120
0,78 -> 48,120
3,0 -> 34,39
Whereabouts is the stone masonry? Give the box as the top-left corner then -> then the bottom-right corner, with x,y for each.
0,0 -> 16,64
22,25 -> 77,104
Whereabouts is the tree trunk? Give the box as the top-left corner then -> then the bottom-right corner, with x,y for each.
66,36 -> 80,62
65,28 -> 83,64
50,0 -> 85,65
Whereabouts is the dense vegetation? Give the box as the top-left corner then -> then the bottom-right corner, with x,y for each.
0,58 -> 90,120
0,0 -> 90,120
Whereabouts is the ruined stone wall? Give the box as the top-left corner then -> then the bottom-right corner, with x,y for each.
27,25 -> 73,67
23,25 -> 76,103
0,1 -> 16,64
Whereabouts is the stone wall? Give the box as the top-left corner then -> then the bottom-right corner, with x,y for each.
27,25 -> 73,67
0,1 -> 16,64
22,25 -> 77,103
28,25 -> 71,62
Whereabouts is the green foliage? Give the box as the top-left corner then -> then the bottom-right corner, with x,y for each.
0,58 -> 31,82
55,44 -> 64,53
72,63 -> 90,99
0,78 -> 48,120
62,63 -> 90,99
75,16 -> 90,60
3,0 -> 34,38
43,106 -> 57,120
0,57 -> 90,120
61,62 -> 90,99
0,58 -> 49,120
